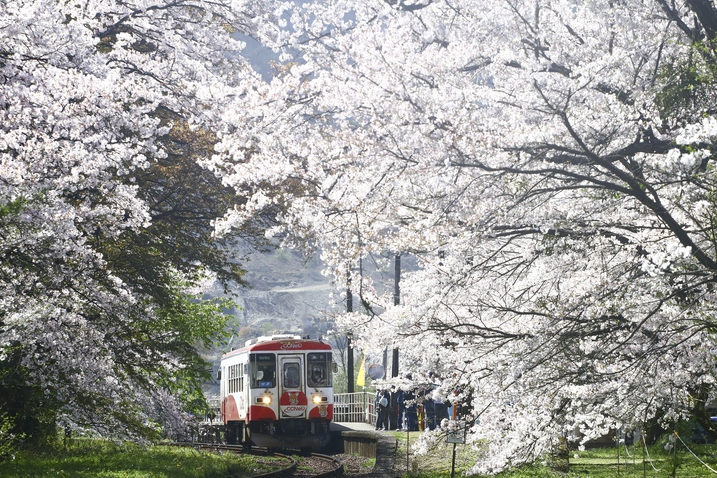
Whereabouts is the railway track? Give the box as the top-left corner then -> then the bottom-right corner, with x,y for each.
189,443 -> 344,477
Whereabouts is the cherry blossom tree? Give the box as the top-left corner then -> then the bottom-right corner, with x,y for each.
209,0 -> 717,473
0,0 -> 274,444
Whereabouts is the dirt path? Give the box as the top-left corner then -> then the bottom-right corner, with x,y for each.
370,432 -> 399,478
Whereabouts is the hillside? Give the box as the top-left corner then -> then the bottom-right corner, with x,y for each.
201,248 -> 338,394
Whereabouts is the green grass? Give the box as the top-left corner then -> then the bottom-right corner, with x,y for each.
393,431 -> 717,477
362,457 -> 377,468
0,439 -> 283,478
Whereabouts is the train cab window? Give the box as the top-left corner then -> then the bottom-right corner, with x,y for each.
307,353 -> 333,387
250,353 -> 276,388
283,362 -> 301,389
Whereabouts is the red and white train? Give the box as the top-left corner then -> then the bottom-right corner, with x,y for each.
220,334 -> 335,450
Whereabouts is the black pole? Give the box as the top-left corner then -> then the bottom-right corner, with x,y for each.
392,349 -> 399,378
347,270 -> 353,313
347,333 -> 354,393
642,435 -> 646,478
382,348 -> 387,379
392,254 -> 400,378
347,270 -> 354,393
616,428 -> 620,478
451,443 -> 457,478
394,253 -> 401,306
406,428 -> 410,474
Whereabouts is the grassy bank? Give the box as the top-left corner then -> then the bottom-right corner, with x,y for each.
395,431 -> 717,477
0,439 -> 284,478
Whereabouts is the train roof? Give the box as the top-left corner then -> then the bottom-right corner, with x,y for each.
222,335 -> 332,359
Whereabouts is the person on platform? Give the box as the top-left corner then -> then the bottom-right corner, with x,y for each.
375,389 -> 389,430
404,374 -> 418,431
395,387 -> 405,430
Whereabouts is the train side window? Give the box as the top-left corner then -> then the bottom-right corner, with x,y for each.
228,364 -> 241,394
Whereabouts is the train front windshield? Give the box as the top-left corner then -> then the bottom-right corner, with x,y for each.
250,353 -> 276,388
307,352 -> 332,387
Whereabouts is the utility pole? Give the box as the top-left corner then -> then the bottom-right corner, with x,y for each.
392,253 -> 400,378
347,270 -> 354,393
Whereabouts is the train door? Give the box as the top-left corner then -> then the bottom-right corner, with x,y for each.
278,354 -> 307,419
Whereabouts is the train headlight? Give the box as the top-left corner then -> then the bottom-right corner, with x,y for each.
312,395 -> 323,404
262,396 -> 272,405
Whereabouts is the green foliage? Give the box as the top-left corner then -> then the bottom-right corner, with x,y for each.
0,197 -> 27,218
0,112 -> 276,447
259,321 -> 276,335
332,352 -> 370,394
0,349 -> 60,448
150,291 -> 235,414
332,368 -> 350,394
655,41 -> 717,126
127,109 -> 275,292
0,413 -> 24,461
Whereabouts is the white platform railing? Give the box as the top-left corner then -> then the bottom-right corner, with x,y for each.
333,391 -> 376,424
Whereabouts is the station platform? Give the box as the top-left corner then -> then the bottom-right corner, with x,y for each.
331,421 -> 377,432
330,421 -> 398,476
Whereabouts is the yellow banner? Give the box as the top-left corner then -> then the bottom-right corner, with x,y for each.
356,352 -> 366,387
